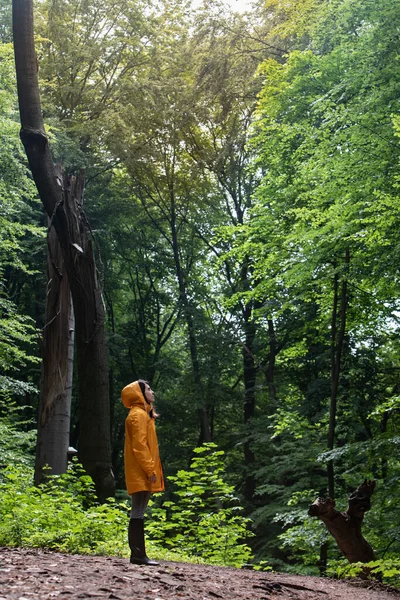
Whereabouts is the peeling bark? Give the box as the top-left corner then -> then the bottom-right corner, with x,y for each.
34,222 -> 74,485
308,480 -> 376,564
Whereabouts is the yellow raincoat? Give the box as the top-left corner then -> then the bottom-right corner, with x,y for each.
121,381 -> 164,495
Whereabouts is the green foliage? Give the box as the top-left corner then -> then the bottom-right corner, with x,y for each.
0,423 -> 187,563
148,443 -> 253,566
0,419 -> 36,469
0,461 -> 129,556
0,297 -> 40,380
0,42 -> 44,399
36,0 -> 154,135
0,0 -> 12,43
273,490 -> 329,569
0,44 -> 43,263
232,0 -> 400,572
327,559 -> 400,587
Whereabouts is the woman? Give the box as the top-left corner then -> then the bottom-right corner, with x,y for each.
121,379 -> 164,565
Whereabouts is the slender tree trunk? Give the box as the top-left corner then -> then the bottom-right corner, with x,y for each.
243,314 -> 257,502
318,542 -> 328,577
12,0 -> 114,500
327,249 -> 349,499
327,272 -> 339,499
265,318 -> 277,404
241,266 -> 263,503
170,197 -> 212,443
35,224 -> 74,484
380,410 -> 389,479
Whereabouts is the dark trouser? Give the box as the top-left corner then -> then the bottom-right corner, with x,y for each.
130,491 -> 151,519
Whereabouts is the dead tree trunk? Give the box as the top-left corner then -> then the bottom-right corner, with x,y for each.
12,0 -> 114,501
308,480 -> 376,563
35,222 -> 74,485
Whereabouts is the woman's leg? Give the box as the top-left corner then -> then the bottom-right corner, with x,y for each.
128,492 -> 158,565
130,491 -> 151,519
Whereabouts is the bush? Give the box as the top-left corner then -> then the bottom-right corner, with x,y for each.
0,461 -> 128,556
147,443 -> 253,567
327,558 -> 400,587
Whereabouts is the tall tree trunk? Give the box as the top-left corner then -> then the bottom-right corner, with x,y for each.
327,249 -> 350,499
380,409 -> 389,480
170,197 -> 212,443
241,265 -> 264,503
12,0 -> 114,501
35,223 -> 74,485
265,318 -> 277,405
243,314 -> 257,502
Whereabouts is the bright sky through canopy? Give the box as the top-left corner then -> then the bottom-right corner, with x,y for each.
225,0 -> 252,11
193,0 -> 254,13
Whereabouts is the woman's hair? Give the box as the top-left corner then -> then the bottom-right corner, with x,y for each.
137,379 -> 148,401
137,379 -> 158,418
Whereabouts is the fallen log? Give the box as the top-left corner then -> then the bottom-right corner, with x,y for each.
308,480 -> 376,563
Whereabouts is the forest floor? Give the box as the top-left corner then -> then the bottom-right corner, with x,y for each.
1,547 -> 399,600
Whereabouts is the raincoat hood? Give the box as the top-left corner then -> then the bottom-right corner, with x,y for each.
121,381 -> 150,412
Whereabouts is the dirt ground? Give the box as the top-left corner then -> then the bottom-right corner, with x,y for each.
1,547 -> 399,600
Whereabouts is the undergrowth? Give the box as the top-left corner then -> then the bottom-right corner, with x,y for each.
0,445 -> 253,567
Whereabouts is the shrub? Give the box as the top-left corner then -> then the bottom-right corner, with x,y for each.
0,461 -> 128,556
147,443 -> 253,567
327,559 -> 400,587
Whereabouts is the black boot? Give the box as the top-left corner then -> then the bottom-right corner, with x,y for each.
128,518 -> 159,566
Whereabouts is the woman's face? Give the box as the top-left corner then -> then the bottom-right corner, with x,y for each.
144,383 -> 155,404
